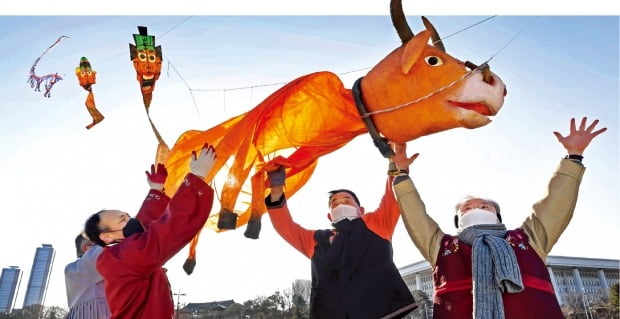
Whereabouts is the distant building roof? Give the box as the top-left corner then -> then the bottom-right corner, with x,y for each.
183,300 -> 236,313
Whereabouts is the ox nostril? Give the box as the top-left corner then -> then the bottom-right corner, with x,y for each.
481,64 -> 492,84
486,75 -> 495,86
466,61 -> 495,85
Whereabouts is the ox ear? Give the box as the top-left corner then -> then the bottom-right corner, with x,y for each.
400,30 -> 431,74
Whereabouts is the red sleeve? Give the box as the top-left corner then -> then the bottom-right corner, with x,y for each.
135,189 -> 170,226
267,204 -> 317,259
362,176 -> 399,241
110,173 -> 214,272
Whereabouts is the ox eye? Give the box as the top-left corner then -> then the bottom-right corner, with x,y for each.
425,56 -> 443,66
138,52 -> 147,62
148,54 -> 157,62
87,71 -> 92,76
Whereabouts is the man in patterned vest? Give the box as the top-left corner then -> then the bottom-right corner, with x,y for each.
391,117 -> 606,319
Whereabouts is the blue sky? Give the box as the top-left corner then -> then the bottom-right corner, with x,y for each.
0,4 -> 618,309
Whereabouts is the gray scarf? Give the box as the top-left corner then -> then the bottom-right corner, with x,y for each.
458,224 -> 524,319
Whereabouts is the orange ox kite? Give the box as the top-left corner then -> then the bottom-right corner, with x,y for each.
164,0 -> 508,273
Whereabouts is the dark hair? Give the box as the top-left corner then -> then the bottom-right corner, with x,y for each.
327,189 -> 360,207
84,210 -> 108,247
74,233 -> 86,258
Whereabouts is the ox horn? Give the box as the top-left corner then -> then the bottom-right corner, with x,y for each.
390,0 -> 414,44
421,16 -> 446,52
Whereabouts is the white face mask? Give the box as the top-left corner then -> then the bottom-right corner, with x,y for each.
458,208 -> 499,229
330,204 -> 360,224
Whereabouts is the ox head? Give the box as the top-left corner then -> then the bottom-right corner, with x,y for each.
360,0 -> 507,144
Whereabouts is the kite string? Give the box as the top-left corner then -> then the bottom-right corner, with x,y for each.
433,15 -> 497,45
100,16 -> 194,63
181,16 -> 499,94
487,16 -> 538,61
167,60 -> 203,122
158,16 -> 193,38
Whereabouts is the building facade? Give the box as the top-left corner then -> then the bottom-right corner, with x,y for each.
22,244 -> 55,308
399,255 -> 620,307
0,266 -> 22,313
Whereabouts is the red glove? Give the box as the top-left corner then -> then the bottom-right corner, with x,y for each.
145,163 -> 168,191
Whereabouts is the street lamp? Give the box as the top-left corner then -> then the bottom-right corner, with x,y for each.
173,290 -> 186,319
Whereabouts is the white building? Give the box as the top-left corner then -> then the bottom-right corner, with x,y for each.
399,255 -> 619,306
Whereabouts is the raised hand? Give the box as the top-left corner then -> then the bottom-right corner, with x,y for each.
190,143 -> 217,178
146,163 -> 168,191
390,142 -> 419,171
267,165 -> 286,188
553,117 -> 607,155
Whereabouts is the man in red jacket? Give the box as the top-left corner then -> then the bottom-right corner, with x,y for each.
84,144 -> 217,319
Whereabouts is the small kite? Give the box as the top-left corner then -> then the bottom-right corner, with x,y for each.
130,26 -> 169,164
75,57 -> 104,130
28,35 -> 69,98
164,0 -> 508,273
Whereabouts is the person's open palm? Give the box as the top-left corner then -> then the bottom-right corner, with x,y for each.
553,117 -> 606,155
391,142 -> 419,170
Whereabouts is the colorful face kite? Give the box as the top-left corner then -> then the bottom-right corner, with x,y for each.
129,26 -> 163,108
75,57 -> 97,90
75,56 -> 104,130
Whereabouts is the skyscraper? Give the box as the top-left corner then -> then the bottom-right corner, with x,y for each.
0,266 -> 22,313
22,244 -> 55,308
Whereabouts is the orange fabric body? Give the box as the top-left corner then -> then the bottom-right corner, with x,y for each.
164,71 -> 366,231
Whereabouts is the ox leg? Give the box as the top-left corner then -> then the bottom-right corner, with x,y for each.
182,256 -> 196,275
217,208 -> 238,230
244,213 -> 262,239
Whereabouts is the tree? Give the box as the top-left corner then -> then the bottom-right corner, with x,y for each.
188,280 -> 310,319
288,294 -> 309,319
562,292 -> 592,319
9,305 -> 44,319
41,306 -> 67,319
286,279 -> 310,318
221,303 -> 243,319
238,288 -> 310,319
0,305 -> 68,319
242,295 -> 278,319
291,279 -> 311,305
